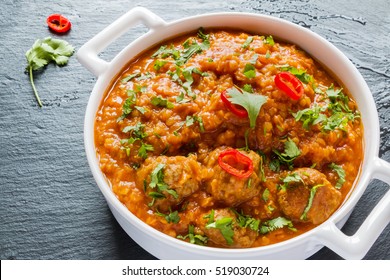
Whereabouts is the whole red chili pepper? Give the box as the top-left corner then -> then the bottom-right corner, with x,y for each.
274,71 -> 303,100
47,14 -> 71,33
220,90 -> 248,118
218,149 -> 254,178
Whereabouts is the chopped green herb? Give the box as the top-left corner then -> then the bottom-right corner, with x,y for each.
243,63 -> 256,79
156,209 -> 180,224
206,216 -> 234,245
122,122 -> 147,139
138,142 -> 154,159
226,87 -> 268,128
134,106 -> 146,114
265,50 -> 271,59
293,105 -> 327,130
242,84 -> 254,93
153,60 -> 168,71
232,209 -> 260,231
197,27 -> 210,49
262,188 -> 270,202
260,217 -> 296,234
147,163 -> 178,203
242,36 -> 253,48
177,225 -> 208,245
151,45 -> 180,60
176,41 -> 203,66
300,184 -> 323,220
273,138 -> 301,168
329,163 -> 346,189
278,65 -> 313,84
269,158 -> 281,172
151,96 -> 174,109
121,72 -> 140,83
264,35 -> 275,46
176,91 -> 190,103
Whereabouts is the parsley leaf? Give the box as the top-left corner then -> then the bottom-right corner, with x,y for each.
329,163 -> 346,189
25,37 -> 74,107
226,87 -> 268,128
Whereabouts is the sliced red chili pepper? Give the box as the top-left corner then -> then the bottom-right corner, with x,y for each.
218,149 -> 254,178
274,72 -> 304,100
220,90 -> 248,118
47,14 -> 71,33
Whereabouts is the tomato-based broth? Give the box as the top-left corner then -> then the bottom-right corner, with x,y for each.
94,29 -> 363,248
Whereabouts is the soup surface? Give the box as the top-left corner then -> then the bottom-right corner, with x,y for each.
95,29 -> 363,248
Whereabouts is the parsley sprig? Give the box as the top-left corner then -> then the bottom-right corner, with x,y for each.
25,37 -> 74,107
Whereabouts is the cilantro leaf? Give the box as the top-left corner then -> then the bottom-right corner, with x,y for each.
177,225 -> 208,245
293,105 -> 327,130
25,37 -> 74,106
151,96 -> 174,109
280,172 -> 304,190
147,163 -> 177,204
300,184 -> 323,220
242,36 -> 253,49
206,217 -> 234,245
278,65 -> 313,84
243,63 -> 256,78
260,217 -> 296,234
264,35 -> 275,46
329,163 -> 346,189
226,87 -> 268,128
121,72 -> 141,83
156,209 -> 180,224
273,138 -> 301,168
232,209 -> 260,231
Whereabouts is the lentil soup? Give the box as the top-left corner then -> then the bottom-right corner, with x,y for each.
94,29 -> 363,248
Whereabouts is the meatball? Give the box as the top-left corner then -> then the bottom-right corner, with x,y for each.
197,208 -> 257,248
278,168 -> 342,225
203,147 -> 262,207
137,155 -> 202,211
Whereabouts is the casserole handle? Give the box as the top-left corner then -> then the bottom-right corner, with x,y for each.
77,7 -> 166,76
317,157 -> 390,259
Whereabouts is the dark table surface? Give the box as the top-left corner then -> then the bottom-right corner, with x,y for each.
1,0 -> 389,260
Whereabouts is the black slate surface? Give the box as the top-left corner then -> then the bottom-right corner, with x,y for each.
0,0 -> 389,260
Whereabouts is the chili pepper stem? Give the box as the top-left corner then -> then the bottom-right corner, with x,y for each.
29,67 -> 43,107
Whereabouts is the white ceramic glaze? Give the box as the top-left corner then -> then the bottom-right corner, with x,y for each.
77,7 -> 390,259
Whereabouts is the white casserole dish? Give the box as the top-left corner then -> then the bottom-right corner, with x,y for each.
77,7 -> 390,259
